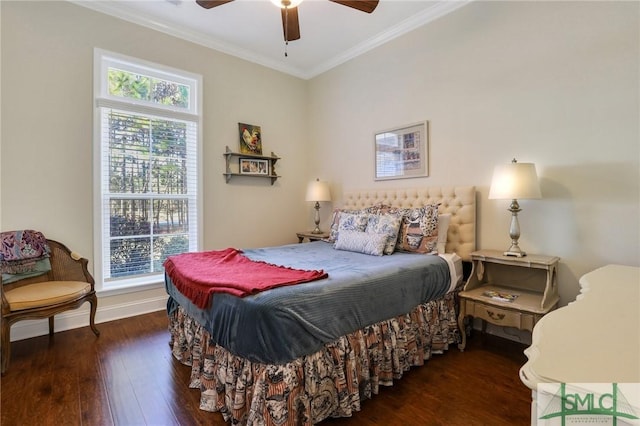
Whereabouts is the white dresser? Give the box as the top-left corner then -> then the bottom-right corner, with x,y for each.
519,264 -> 640,425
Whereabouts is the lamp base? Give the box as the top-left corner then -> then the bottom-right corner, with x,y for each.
504,199 -> 527,257
504,250 -> 527,258
311,201 -> 323,234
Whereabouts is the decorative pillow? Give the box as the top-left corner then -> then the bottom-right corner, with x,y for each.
326,207 -> 377,243
338,212 -> 370,233
371,203 -> 392,214
334,230 -> 387,256
326,209 -> 350,243
437,213 -> 452,254
366,213 -> 402,255
394,204 -> 439,254
364,203 -> 389,215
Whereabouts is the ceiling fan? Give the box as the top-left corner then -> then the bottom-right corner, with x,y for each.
195,0 -> 379,43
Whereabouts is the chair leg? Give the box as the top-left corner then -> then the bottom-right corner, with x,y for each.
1,319 -> 11,375
89,295 -> 100,337
49,316 -> 54,336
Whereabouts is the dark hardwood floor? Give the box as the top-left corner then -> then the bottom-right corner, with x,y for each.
0,311 -> 531,425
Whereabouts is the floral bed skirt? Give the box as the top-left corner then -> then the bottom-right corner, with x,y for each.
168,291 -> 459,425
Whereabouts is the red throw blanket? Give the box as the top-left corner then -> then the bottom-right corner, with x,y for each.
164,248 -> 328,309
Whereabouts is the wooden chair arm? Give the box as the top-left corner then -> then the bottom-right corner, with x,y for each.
1,277 -> 9,316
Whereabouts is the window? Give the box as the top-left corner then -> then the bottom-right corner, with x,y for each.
94,49 -> 202,291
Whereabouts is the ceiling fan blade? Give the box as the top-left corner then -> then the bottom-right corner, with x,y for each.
196,0 -> 234,9
328,0 -> 379,13
281,7 -> 301,42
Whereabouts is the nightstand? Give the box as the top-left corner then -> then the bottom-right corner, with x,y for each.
457,249 -> 559,351
296,231 -> 329,243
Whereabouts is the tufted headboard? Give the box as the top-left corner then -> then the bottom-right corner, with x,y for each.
341,186 -> 476,261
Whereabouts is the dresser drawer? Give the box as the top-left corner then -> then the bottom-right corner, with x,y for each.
472,302 -> 536,331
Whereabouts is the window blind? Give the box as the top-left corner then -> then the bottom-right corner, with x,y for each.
94,49 -> 201,290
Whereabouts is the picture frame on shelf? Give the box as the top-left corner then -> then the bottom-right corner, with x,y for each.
374,121 -> 429,180
238,123 -> 262,155
239,158 -> 269,175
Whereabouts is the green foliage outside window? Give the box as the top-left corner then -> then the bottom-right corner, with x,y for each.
108,68 -> 189,108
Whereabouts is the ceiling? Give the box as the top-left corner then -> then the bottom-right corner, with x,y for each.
74,0 -> 470,79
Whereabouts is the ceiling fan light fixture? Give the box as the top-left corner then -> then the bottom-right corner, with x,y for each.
270,0 -> 303,8
196,0 -> 378,47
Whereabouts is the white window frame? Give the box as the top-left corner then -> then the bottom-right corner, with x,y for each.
93,48 -> 203,293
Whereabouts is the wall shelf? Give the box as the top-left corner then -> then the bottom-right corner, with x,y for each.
223,146 -> 280,185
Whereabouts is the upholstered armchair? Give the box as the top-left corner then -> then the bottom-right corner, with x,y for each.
1,238 -> 99,374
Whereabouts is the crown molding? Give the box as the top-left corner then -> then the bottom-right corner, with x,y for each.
305,1 -> 471,78
70,0 -> 470,80
69,0 -> 309,78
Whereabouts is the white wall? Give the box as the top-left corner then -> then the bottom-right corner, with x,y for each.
1,1 -> 312,338
308,1 -> 639,307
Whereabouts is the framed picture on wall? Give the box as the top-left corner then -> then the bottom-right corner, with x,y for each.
374,121 -> 429,180
238,123 -> 262,155
239,158 -> 269,175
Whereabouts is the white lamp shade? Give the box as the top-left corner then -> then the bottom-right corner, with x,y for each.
489,162 -> 542,200
306,180 -> 332,202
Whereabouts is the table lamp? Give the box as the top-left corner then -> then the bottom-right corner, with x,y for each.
488,159 -> 541,257
305,178 -> 331,234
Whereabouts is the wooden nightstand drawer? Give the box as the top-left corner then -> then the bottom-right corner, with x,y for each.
472,302 -> 535,331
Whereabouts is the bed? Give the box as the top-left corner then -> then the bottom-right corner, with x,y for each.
166,186 -> 476,425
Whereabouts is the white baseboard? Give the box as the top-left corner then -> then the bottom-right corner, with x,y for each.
9,294 -> 169,342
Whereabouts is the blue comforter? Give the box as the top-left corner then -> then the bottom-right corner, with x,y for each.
165,241 -> 451,364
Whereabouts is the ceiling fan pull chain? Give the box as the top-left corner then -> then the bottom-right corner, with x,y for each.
284,6 -> 289,57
